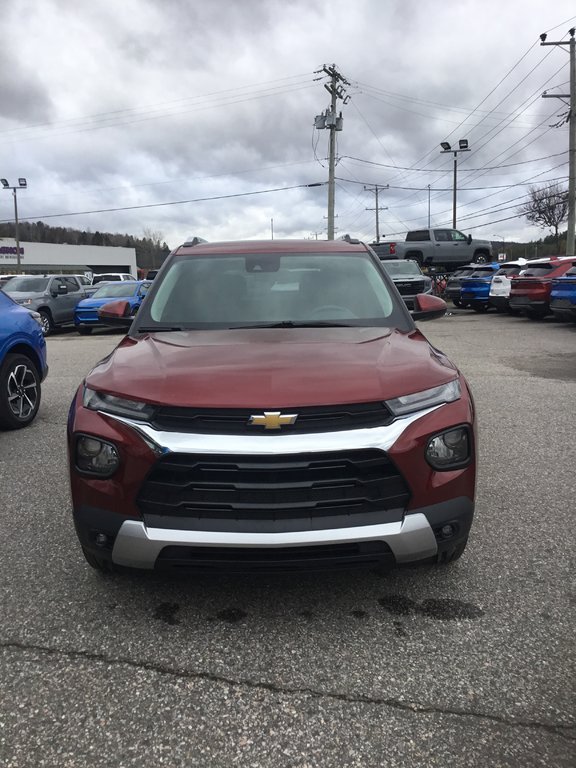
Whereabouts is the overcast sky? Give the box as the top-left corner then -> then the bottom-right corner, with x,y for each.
1,0 -> 575,249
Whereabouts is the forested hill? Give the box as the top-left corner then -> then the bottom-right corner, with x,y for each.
0,221 -> 170,268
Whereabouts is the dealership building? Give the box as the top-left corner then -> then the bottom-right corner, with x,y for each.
0,239 -> 137,279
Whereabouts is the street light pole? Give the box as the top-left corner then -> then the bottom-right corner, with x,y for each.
440,141 -> 470,228
1,177 -> 27,271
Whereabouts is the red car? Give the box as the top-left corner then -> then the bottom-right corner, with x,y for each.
509,257 -> 576,319
68,239 -> 476,574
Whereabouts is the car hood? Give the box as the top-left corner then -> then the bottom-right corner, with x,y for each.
4,291 -> 46,301
85,327 -> 459,409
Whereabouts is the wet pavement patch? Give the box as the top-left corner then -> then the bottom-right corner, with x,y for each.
215,607 -> 247,624
351,609 -> 369,619
508,352 -> 576,382
378,595 -> 484,620
153,602 -> 181,625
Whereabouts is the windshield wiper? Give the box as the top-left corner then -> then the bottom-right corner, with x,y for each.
230,320 -> 357,329
136,326 -> 186,332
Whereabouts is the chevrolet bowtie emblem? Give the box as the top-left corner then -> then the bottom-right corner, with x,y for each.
248,411 -> 298,430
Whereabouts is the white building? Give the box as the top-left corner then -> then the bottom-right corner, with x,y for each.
0,239 -> 137,278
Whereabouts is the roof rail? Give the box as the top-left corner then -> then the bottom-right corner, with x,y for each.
182,236 -> 208,247
339,234 -> 361,244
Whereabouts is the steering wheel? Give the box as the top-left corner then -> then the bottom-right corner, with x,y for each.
309,304 -> 359,320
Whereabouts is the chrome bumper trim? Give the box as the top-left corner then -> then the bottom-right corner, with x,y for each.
106,405 -> 441,456
111,513 -> 438,569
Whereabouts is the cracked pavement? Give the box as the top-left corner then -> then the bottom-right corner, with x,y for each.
0,314 -> 575,767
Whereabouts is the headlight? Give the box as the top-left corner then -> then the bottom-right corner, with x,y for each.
426,427 -> 471,470
75,435 -> 120,476
385,379 -> 461,417
28,310 -> 43,327
18,298 -> 33,306
83,387 -> 155,420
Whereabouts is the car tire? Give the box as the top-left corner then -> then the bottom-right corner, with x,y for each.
472,304 -> 489,313
438,537 -> 468,564
452,298 -> 463,308
0,353 -> 41,430
473,253 -> 489,264
526,310 -> 546,320
77,326 -> 93,335
81,546 -> 117,574
38,310 -> 54,336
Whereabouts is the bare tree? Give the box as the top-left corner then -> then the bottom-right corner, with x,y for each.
517,183 -> 568,250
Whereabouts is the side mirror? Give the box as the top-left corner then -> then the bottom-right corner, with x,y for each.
98,300 -> 134,326
410,293 -> 446,321
467,234 -> 472,245
52,283 -> 68,296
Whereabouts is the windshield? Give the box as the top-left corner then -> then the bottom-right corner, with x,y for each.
469,268 -> 495,278
522,265 -> 555,277
495,265 -> 522,276
137,251 -> 405,330
380,261 -> 422,277
93,283 -> 139,298
3,277 -> 50,293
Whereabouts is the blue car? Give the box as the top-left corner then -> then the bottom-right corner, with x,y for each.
550,264 -> 576,322
74,281 -> 151,334
0,289 -> 48,429
459,263 -> 502,313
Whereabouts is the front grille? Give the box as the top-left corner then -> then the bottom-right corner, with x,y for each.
151,402 -> 393,434
394,280 -> 425,295
137,449 -> 410,526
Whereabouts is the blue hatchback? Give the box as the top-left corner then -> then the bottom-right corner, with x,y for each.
550,264 -> 576,322
459,263 -> 501,313
0,289 -> 48,429
74,280 -> 151,334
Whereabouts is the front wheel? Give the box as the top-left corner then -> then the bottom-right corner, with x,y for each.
472,303 -> 489,313
77,326 -> 93,335
452,298 -> 464,308
0,353 -> 41,429
473,253 -> 489,264
38,310 -> 54,336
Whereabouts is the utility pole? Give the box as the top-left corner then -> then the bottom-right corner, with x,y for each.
314,65 -> 349,240
541,28 -> 575,256
364,184 -> 388,242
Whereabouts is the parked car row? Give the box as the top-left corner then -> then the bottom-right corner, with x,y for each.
445,257 -> 576,321
0,273 -> 149,335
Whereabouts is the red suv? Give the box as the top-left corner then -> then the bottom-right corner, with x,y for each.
509,257 -> 576,319
68,240 -> 476,574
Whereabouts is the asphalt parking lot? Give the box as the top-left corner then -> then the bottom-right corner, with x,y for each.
1,311 -> 575,768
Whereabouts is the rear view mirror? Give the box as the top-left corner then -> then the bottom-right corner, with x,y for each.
98,300 -> 134,326
410,294 -> 446,321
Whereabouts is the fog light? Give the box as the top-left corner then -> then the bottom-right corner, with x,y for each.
426,427 -> 470,470
76,435 -> 119,476
441,524 -> 455,538
95,533 -> 108,547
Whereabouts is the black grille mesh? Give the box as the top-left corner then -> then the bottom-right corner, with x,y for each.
138,449 -> 410,525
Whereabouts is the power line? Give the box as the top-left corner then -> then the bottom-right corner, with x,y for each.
0,182 -> 327,223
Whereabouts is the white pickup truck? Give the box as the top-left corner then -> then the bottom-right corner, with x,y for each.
371,228 -> 493,268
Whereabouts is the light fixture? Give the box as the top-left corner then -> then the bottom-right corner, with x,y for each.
0,179 -> 8,188
539,32 -> 547,42
18,178 -> 27,188
458,139 -> 468,150
440,142 -> 451,151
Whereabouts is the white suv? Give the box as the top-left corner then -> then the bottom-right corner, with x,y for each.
489,258 -> 538,313
92,273 -> 135,285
